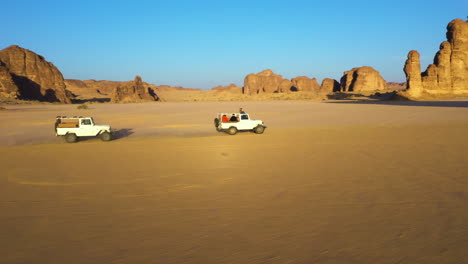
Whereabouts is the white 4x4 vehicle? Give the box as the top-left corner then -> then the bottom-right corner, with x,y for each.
55,116 -> 112,143
214,113 -> 266,135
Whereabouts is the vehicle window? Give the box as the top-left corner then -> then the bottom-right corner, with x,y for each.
241,115 -> 248,120
81,119 -> 91,125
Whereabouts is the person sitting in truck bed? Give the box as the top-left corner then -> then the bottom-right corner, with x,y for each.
229,114 -> 238,122
222,114 -> 229,122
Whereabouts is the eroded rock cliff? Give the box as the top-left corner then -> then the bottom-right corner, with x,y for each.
0,45 -> 71,103
320,78 -> 340,93
0,64 -> 19,99
404,19 -> 468,97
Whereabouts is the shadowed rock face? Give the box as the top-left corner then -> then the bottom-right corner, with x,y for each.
111,76 -> 158,103
340,66 -> 387,92
321,78 -> 340,93
243,69 -> 288,95
291,76 -> 320,92
0,64 -> 19,99
0,45 -> 71,103
404,19 -> 468,97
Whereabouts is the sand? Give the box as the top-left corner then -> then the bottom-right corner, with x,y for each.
1,100 -> 468,263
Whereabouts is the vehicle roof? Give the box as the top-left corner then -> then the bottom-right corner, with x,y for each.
56,116 -> 93,119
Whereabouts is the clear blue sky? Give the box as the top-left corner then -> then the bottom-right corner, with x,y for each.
1,0 -> 466,89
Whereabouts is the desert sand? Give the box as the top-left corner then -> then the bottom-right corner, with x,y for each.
1,100 -> 468,263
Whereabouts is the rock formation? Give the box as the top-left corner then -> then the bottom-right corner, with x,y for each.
0,64 -> 19,99
111,76 -> 158,103
0,45 -> 72,103
320,78 -> 340,93
291,76 -> 320,92
242,69 -> 325,94
404,19 -> 467,97
243,69 -> 288,95
278,79 -> 293,93
340,66 -> 387,92
403,50 -> 423,97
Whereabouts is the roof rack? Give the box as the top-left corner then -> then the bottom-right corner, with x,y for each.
56,116 -> 90,119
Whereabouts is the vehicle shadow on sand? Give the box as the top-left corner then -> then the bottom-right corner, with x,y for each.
112,128 -> 134,140
76,128 -> 134,142
326,92 -> 468,108
325,100 -> 468,108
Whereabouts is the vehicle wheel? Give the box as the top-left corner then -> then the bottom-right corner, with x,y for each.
254,125 -> 265,134
100,132 -> 112,141
65,133 -> 77,143
227,127 -> 237,135
214,118 -> 219,128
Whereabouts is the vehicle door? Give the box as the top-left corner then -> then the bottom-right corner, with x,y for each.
238,114 -> 253,130
77,118 -> 95,136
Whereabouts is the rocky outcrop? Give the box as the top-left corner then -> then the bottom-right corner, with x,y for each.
403,50 -> 423,97
243,69 -> 288,95
320,78 -> 340,93
340,66 -> 387,92
243,69 -> 325,94
0,64 -> 19,99
0,45 -> 72,103
211,83 -> 242,94
448,19 -> 468,90
404,19 -> 468,97
111,76 -> 158,103
291,76 -> 320,92
278,79 -> 293,93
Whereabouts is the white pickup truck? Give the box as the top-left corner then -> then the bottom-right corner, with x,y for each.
55,116 -> 112,143
214,113 -> 266,135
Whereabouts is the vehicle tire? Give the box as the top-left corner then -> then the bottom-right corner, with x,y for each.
254,125 -> 265,134
214,118 -> 219,128
100,132 -> 112,141
227,127 -> 237,135
65,133 -> 77,143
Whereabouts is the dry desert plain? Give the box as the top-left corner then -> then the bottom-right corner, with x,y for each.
1,100 -> 468,264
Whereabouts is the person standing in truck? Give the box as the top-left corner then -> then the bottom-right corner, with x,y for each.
239,108 -> 246,114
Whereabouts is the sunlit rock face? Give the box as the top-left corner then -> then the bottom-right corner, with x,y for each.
404,19 -> 468,98
0,45 -> 72,103
340,66 -> 387,92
